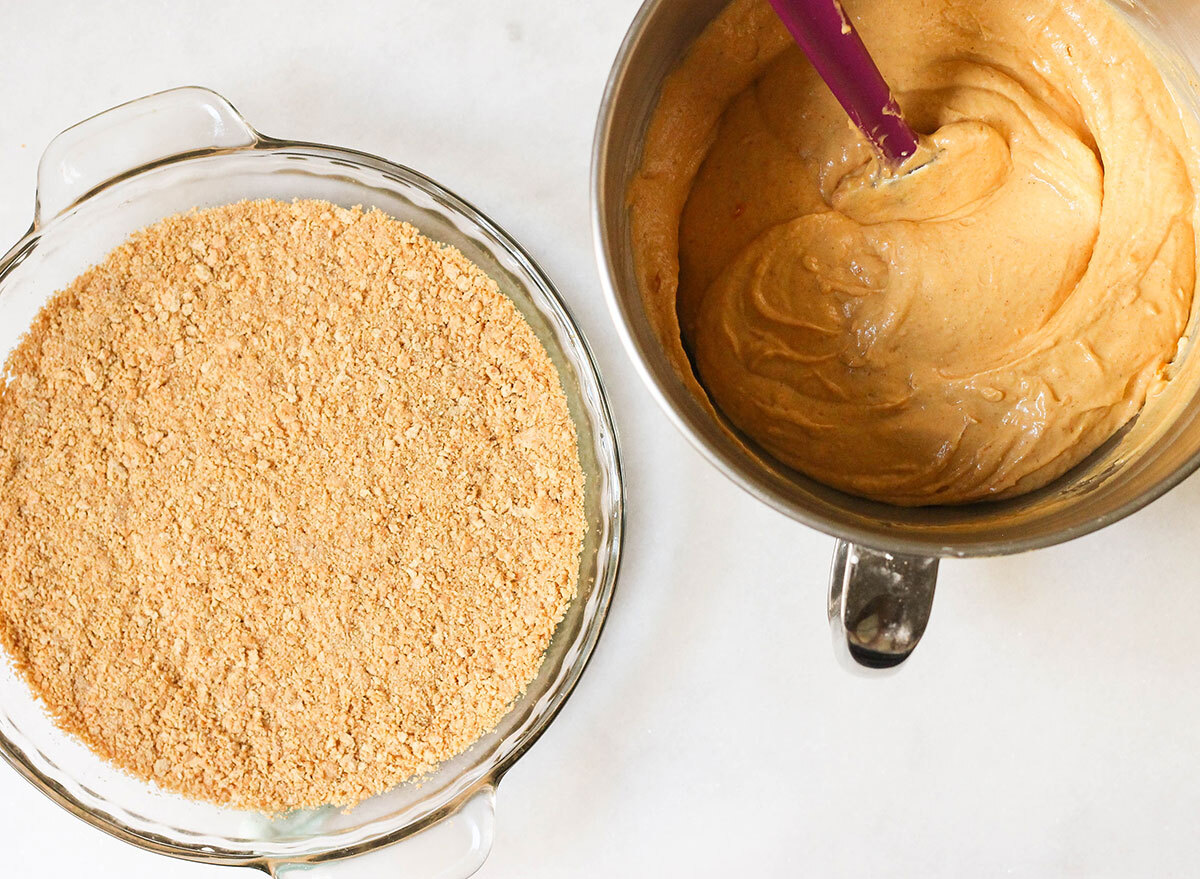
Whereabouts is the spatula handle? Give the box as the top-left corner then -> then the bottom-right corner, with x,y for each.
767,0 -> 919,164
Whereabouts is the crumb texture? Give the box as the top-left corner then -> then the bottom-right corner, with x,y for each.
0,199 -> 585,811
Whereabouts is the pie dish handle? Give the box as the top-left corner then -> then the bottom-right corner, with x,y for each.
34,85 -> 258,227
270,784 -> 496,878
828,540 -> 938,672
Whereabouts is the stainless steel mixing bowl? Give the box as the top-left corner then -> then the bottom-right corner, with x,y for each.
592,0 -> 1200,670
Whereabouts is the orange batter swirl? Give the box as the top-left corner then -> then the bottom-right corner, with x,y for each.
631,0 -> 1200,505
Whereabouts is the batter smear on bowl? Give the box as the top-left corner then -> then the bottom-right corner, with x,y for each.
630,0 -> 1200,505
0,199 -> 585,811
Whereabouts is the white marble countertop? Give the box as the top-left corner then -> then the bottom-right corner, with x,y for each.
2,1 -> 1199,876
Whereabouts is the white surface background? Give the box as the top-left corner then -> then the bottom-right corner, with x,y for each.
1,1 -> 1199,876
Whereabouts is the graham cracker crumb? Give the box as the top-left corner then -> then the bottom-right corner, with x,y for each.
0,199 -> 585,811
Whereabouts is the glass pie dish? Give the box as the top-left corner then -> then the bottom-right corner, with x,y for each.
0,86 -> 624,877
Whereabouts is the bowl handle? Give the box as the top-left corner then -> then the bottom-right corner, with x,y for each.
270,784 -> 496,878
827,540 -> 938,672
34,86 -> 258,227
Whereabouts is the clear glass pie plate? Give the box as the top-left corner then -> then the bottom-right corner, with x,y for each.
0,86 -> 624,877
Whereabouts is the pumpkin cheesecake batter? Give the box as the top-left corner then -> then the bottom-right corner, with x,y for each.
630,0 -> 1200,505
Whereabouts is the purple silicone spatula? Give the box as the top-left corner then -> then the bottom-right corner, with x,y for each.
767,0 -> 919,165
